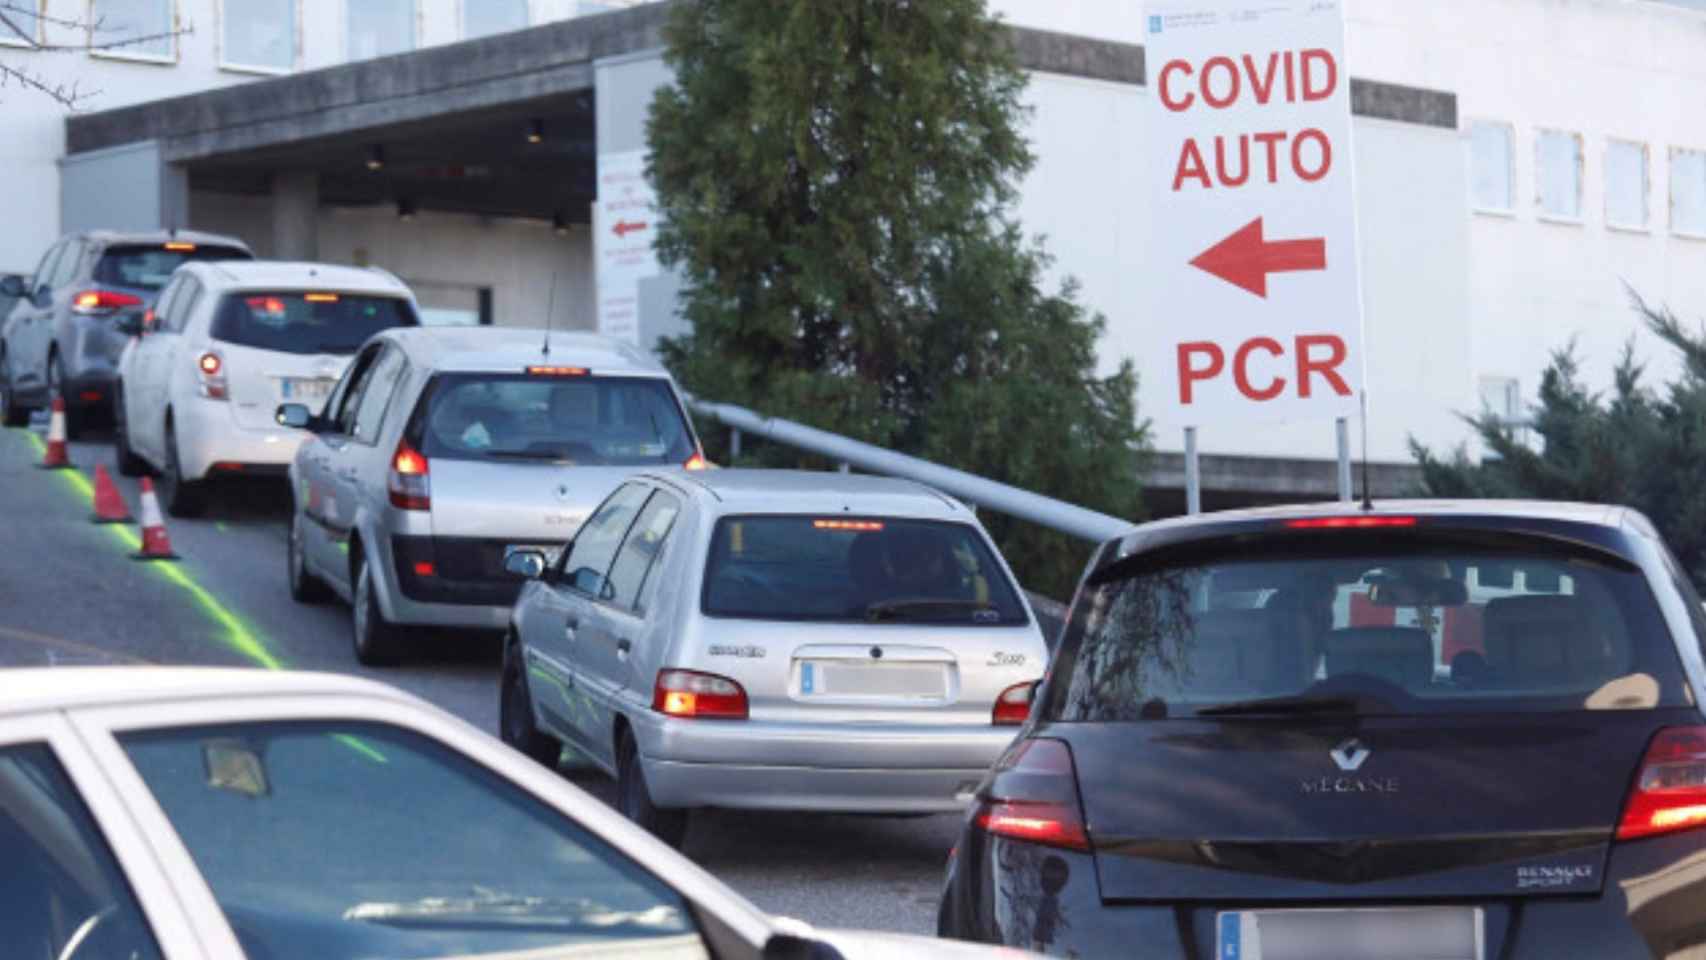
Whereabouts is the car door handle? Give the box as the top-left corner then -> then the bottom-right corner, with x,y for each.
564,618 -> 579,640
616,638 -> 632,656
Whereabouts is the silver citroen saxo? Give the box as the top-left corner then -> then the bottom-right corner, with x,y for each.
501,468 -> 1051,847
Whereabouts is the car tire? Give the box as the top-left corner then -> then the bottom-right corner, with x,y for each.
0,349 -> 26,428
352,555 -> 403,666
111,383 -> 150,477
500,641 -> 562,768
48,352 -> 83,440
157,419 -> 207,518
287,508 -> 332,604
616,730 -> 688,848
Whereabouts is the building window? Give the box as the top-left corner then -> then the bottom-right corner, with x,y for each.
1674,148 -> 1706,238
90,0 -> 176,60
348,0 -> 414,60
220,0 -> 295,73
463,0 -> 528,38
0,5 -> 43,47
1468,121 -> 1514,214
1535,129 -> 1583,222
1604,140 -> 1649,231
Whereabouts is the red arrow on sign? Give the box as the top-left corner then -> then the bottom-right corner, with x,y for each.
1189,217 -> 1327,298
612,219 -> 649,238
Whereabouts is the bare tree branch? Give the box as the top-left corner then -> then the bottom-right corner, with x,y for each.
0,3 -> 193,107
0,60 -> 97,108
0,1 -> 112,33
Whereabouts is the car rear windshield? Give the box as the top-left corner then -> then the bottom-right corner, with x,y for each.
210,292 -> 419,355
93,244 -> 252,289
412,372 -> 695,466
702,515 -> 1029,625
1044,534 -> 1690,720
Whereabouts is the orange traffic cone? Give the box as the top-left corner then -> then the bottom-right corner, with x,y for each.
37,397 -> 72,470
90,463 -> 133,524
131,478 -> 179,561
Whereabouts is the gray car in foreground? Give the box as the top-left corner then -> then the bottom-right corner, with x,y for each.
501,469 -> 1050,847
0,229 -> 252,433
280,326 -> 706,666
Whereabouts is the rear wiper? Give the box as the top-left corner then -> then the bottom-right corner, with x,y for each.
864,598 -> 996,622
1196,693 -> 1378,718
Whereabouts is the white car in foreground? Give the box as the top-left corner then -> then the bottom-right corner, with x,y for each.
113,261 -> 421,516
0,667 -> 1030,960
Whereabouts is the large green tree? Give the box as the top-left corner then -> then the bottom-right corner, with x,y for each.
1413,294 -> 1706,585
646,0 -> 1146,598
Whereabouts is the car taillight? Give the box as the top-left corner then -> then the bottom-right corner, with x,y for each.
195,351 -> 227,400
993,681 -> 1038,726
1618,726 -> 1706,840
684,452 -> 710,471
388,441 -> 431,510
652,669 -> 748,719
973,738 -> 1091,852
72,289 -> 143,315
1284,516 -> 1418,529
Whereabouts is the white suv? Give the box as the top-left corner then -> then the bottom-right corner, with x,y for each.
113,261 -> 421,516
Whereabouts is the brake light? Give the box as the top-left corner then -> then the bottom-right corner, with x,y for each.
973,739 -> 1090,852
304,293 -> 340,303
388,441 -> 431,510
1284,516 -> 1419,530
994,681 -> 1038,726
195,351 -> 227,400
526,365 -> 589,376
163,241 -> 196,252
71,290 -> 143,315
813,519 -> 885,532
1618,727 -> 1706,840
684,453 -> 710,471
652,669 -> 748,719
412,561 -> 435,577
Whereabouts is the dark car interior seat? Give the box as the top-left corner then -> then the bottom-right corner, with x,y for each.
1181,609 -> 1304,695
1483,595 -> 1620,687
1322,627 -> 1435,688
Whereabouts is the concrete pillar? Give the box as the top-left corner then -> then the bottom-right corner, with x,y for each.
161,162 -> 190,233
271,171 -> 319,261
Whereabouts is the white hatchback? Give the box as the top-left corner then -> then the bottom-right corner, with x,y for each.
113,261 -> 421,516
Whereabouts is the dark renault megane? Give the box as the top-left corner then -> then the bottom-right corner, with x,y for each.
939,501 -> 1706,958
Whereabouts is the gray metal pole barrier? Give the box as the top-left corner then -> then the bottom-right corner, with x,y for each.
687,398 -> 1134,544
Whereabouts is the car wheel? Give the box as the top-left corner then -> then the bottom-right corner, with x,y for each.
157,419 -> 206,518
500,642 -> 562,767
287,508 -> 332,604
616,730 -> 688,848
0,349 -> 26,428
48,352 -> 83,440
352,556 -> 402,666
111,383 -> 150,477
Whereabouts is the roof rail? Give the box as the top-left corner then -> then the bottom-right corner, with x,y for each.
685,397 -> 1133,544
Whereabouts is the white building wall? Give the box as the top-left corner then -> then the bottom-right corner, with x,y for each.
0,0 -> 633,274
1344,0 -> 1706,431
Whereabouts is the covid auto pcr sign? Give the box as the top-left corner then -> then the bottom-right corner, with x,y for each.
1145,0 -> 1365,424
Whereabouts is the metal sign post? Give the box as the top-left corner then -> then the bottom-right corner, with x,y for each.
1185,426 -> 1201,515
1335,417 -> 1352,502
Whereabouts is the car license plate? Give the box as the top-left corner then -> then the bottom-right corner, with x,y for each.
798,660 -> 946,699
1216,907 -> 1482,960
279,377 -> 336,401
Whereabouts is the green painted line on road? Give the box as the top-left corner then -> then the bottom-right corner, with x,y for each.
332,733 -> 388,764
27,432 -> 285,671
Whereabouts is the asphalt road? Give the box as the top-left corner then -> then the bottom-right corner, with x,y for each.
0,419 -> 957,935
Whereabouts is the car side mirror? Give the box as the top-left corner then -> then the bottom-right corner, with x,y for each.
568,568 -> 608,597
33,284 -> 52,307
275,403 -> 315,431
0,274 -> 23,298
115,309 -> 146,337
505,549 -> 548,580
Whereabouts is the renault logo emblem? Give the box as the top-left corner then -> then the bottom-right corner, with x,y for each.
1330,738 -> 1370,772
